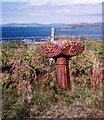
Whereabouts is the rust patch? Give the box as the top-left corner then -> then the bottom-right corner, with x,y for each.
39,40 -> 84,89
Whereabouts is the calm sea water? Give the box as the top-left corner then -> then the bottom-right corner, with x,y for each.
1,27 -> 102,40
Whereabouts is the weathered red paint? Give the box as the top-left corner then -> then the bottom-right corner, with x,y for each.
55,56 -> 71,89
39,40 -> 84,89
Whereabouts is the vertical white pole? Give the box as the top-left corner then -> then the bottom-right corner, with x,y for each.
51,27 -> 55,42
49,27 -> 55,65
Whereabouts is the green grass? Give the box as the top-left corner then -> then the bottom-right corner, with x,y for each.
1,38 -> 103,118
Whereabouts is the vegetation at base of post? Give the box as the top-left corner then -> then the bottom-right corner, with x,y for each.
1,37 -> 104,118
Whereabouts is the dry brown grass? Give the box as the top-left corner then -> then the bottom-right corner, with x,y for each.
91,58 -> 103,91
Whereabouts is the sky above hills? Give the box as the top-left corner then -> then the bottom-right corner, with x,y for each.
1,0 -> 103,24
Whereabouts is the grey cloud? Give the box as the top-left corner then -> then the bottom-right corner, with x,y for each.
2,2 -> 102,24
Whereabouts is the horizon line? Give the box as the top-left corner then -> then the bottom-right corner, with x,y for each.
1,21 -> 102,25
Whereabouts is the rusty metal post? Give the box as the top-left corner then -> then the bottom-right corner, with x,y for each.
38,40 -> 84,89
55,56 -> 71,89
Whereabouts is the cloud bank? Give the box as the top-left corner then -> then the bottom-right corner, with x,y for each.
2,0 -> 103,4
2,1 -> 102,24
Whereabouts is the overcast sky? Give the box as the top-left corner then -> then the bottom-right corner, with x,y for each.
1,0 -> 103,24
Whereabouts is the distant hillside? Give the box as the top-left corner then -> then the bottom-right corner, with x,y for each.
69,22 -> 103,28
1,22 -> 103,28
1,23 -> 69,27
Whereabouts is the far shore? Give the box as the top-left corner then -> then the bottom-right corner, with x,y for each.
1,35 -> 103,46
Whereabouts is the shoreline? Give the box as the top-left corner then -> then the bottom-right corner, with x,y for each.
1,36 -> 103,46
0,35 -> 103,41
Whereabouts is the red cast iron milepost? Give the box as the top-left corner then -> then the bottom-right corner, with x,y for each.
39,40 -> 85,89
